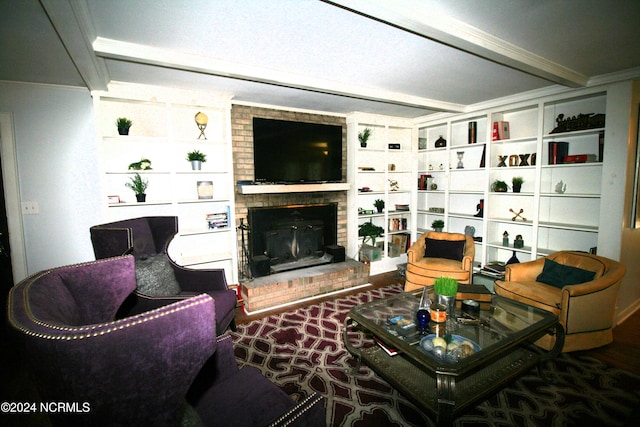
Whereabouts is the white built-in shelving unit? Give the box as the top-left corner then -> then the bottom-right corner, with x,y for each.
92,82 -> 238,284
346,113 -> 414,276
414,88 -> 608,269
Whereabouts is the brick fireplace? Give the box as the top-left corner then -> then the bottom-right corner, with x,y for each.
232,105 -> 369,311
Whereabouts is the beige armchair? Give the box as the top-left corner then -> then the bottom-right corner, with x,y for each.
404,231 -> 475,292
494,251 -> 626,352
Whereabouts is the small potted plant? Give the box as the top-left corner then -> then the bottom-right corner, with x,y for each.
125,172 -> 148,202
431,219 -> 444,232
491,179 -> 509,192
433,276 -> 458,316
116,117 -> 132,135
358,221 -> 384,263
373,199 -> 385,213
186,149 -> 207,170
512,176 -> 524,193
358,128 -> 371,148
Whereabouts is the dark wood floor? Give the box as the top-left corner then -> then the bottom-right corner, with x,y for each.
236,271 -> 640,376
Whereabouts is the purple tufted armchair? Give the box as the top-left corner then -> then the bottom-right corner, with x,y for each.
7,256 -> 326,426
90,216 -> 236,335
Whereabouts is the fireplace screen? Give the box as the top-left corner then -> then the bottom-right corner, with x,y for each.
248,204 -> 337,276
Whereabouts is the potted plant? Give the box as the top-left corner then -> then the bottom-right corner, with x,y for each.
373,199 -> 385,213
358,128 -> 371,148
128,158 -> 152,170
431,219 -> 444,232
433,276 -> 458,316
186,149 -> 207,170
358,221 -> 384,246
512,176 -> 524,193
125,172 -> 148,202
491,179 -> 509,192
116,117 -> 132,135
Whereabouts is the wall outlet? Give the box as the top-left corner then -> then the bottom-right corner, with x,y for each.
21,201 -> 39,215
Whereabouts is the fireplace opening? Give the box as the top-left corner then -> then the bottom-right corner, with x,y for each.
248,203 -> 339,276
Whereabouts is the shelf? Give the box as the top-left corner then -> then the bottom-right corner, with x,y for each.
537,221 -> 598,232
543,127 -> 605,139
179,227 -> 232,236
108,201 -> 172,207
539,192 -> 600,198
238,182 -> 351,194
177,198 -> 230,204
177,251 -> 234,266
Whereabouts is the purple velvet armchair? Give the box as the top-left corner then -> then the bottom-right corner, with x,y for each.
7,256 -> 326,426
90,216 -> 236,335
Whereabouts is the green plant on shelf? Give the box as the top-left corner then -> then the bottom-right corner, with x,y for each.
125,172 -> 148,195
358,221 -> 384,246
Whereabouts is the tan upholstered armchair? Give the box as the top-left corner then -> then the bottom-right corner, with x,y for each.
494,251 -> 626,352
404,231 -> 475,291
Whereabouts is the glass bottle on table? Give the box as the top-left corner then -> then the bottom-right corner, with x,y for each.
416,286 -> 431,334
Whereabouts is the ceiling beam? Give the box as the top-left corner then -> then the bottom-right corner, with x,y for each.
92,37 -> 465,113
40,0 -> 109,90
325,0 -> 588,88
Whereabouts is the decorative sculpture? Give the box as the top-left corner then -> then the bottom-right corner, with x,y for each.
498,155 -> 508,167
195,112 -> 208,140
510,208 -> 526,221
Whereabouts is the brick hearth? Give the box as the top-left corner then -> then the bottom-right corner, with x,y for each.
241,259 -> 369,313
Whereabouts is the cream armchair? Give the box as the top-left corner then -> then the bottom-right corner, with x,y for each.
494,251 -> 626,352
404,231 -> 475,292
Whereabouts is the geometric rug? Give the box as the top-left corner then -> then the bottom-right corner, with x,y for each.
230,283 -> 640,426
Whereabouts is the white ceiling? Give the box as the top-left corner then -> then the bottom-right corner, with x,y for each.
1,0 -> 640,118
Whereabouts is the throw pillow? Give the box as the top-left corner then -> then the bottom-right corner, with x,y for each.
135,254 -> 181,296
424,238 -> 465,261
536,258 -> 596,288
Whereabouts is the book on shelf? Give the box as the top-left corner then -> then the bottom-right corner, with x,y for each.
548,141 -> 569,165
206,210 -> 229,229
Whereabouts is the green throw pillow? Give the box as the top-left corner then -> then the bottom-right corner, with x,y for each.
536,258 -> 596,288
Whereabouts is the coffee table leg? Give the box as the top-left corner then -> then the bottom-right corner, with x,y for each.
537,322 -> 565,382
343,316 -> 364,374
436,373 -> 455,426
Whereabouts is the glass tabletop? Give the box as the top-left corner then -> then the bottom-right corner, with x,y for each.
348,289 -> 559,374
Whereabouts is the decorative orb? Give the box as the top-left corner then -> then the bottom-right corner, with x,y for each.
195,112 -> 208,125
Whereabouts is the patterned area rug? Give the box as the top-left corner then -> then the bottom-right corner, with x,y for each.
230,284 -> 640,426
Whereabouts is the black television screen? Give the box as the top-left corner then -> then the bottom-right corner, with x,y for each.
253,118 -> 343,183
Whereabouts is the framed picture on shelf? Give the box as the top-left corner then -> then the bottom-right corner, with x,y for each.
197,181 -> 213,199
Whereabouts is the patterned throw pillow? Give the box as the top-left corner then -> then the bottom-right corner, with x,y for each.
135,254 -> 181,296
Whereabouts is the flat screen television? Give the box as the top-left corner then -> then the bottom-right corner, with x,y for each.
253,118 -> 343,183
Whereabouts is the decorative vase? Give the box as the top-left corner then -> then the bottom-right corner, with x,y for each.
435,135 -> 446,148
436,294 -> 456,318
191,160 -> 202,170
118,128 -> 129,136
136,193 -> 146,203
513,184 -> 522,193
506,251 -> 520,265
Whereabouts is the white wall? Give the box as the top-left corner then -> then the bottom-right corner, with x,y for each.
0,81 -> 102,278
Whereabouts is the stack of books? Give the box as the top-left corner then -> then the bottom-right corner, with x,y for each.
206,212 -> 229,229
456,284 -> 493,310
480,262 -> 506,278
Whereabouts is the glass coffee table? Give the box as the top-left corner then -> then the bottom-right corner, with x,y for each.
343,289 -> 564,426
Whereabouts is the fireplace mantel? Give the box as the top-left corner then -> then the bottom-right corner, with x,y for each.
237,182 -> 351,194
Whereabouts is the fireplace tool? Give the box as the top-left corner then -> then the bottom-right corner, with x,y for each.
237,218 -> 253,282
